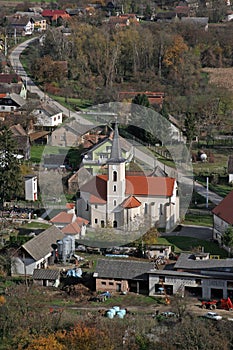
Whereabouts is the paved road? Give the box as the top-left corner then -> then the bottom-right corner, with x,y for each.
163,224 -> 213,241
9,37 -> 91,125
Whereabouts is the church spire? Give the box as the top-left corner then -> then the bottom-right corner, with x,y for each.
108,121 -> 125,164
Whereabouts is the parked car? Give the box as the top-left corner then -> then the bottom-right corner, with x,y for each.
203,312 -> 222,320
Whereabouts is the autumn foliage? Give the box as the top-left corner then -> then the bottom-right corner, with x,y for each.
25,323 -> 113,350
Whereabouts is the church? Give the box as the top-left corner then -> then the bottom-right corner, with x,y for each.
77,122 -> 179,232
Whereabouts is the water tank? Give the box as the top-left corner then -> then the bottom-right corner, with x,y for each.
112,306 -> 120,312
116,310 -> 125,319
62,236 -> 74,262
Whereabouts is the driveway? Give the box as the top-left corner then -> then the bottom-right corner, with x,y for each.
162,224 -> 213,241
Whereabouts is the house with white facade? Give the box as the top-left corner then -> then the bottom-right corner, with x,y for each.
32,101 -> 63,128
25,174 -> 37,201
77,123 -> 179,231
212,190 -> 233,243
11,226 -> 66,276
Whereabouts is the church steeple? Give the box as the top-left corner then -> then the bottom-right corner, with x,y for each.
107,121 -> 125,164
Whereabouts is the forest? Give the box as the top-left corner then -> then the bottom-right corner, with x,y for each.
21,18 -> 233,139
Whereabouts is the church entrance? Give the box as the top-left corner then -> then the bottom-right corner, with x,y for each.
113,220 -> 117,228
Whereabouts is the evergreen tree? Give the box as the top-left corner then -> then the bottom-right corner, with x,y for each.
0,127 -> 22,207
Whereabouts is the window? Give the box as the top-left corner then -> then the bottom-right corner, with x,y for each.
113,171 -> 117,182
109,282 -> 114,286
145,203 -> 148,215
101,281 -> 106,285
95,218 -> 98,224
95,205 -> 98,209
113,185 -> 116,192
114,200 -> 117,206
101,220 -> 104,228
86,202 -> 89,211
160,204 -> 163,215
54,117 -> 56,122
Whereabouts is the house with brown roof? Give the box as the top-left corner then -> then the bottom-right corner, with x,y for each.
6,15 -> 34,36
50,209 -> 89,239
10,124 -> 30,160
212,190 -> 233,243
77,123 -> 179,231
0,74 -> 27,99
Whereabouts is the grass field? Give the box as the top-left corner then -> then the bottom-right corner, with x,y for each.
157,236 -> 228,258
183,213 -> 213,227
30,145 -> 70,163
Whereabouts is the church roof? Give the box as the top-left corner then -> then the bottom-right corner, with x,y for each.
80,174 -> 175,201
107,121 -> 125,164
121,195 -> 141,208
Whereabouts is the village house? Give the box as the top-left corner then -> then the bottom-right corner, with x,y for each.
6,14 -> 34,36
212,190 -> 233,243
11,225 -> 66,276
80,131 -> 132,176
0,73 -> 27,99
32,101 -> 63,129
48,120 -> 94,147
9,123 -> 30,160
77,122 -> 179,231
50,207 -> 89,239
24,174 -> 38,201
0,93 -> 26,112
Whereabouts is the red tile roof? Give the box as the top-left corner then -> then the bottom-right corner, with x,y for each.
121,195 -> 141,208
76,216 -> 89,225
126,176 -> 175,196
50,212 -> 73,224
89,194 -> 107,204
62,222 -> 81,235
66,203 -> 75,209
212,190 -> 233,224
42,9 -> 67,17
81,175 -> 175,201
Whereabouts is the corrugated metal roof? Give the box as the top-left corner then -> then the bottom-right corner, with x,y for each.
33,268 -> 60,280
22,225 -> 65,261
95,259 -> 154,280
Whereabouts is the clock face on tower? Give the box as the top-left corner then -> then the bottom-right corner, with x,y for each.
112,165 -> 116,170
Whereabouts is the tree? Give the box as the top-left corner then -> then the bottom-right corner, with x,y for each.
132,93 -> 150,107
0,127 -> 23,207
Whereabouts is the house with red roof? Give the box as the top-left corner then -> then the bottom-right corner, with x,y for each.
50,207 -> 89,239
212,190 -> 233,243
77,122 -> 179,231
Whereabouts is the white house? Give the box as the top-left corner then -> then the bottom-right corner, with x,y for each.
77,123 -> 179,232
212,190 -> 233,243
25,174 -> 37,201
11,226 -> 66,276
33,101 -> 63,128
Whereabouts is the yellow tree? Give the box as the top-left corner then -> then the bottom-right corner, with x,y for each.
163,35 -> 188,76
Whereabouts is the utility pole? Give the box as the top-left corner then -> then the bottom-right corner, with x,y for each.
206,176 -> 209,209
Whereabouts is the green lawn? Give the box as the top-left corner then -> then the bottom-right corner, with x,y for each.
20,222 -> 51,230
30,145 -> 70,163
157,236 -> 228,258
183,213 -> 213,227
